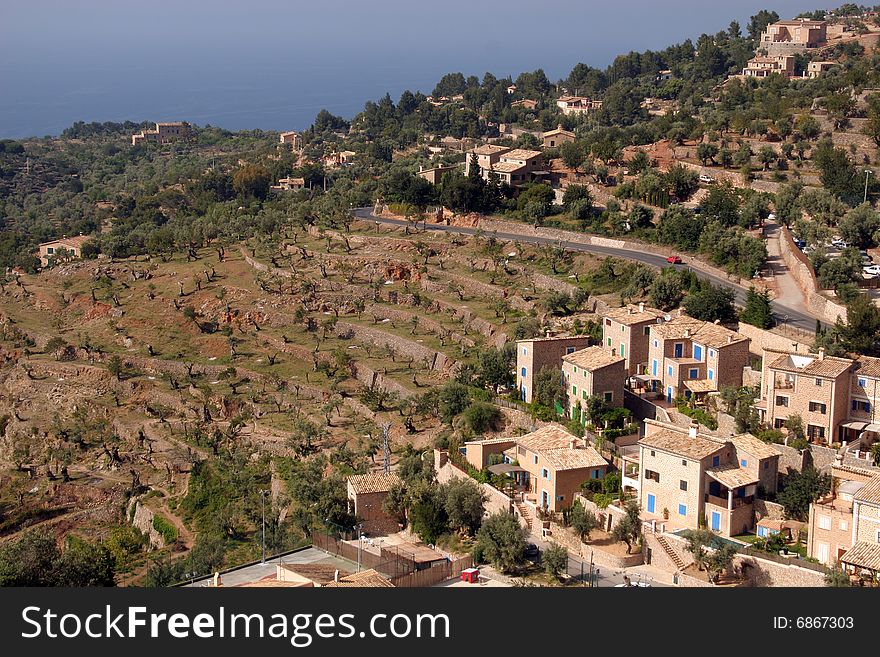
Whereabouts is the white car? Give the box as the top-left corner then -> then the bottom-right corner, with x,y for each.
699,174 -> 714,184
864,265 -> 880,276
831,239 -> 848,249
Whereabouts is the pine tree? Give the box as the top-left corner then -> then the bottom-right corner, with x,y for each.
739,287 -> 774,329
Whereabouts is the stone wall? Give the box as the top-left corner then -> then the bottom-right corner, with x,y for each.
778,224 -> 847,324
335,321 -> 451,371
777,443 -> 809,474
736,553 -> 827,587
548,520 -> 645,569
736,322 -> 810,359
754,499 -> 786,522
434,451 -> 514,519
128,499 -> 165,549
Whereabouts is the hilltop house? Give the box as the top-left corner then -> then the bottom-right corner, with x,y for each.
279,131 -> 303,149
37,235 -> 91,267
416,164 -> 459,185
555,96 -> 602,116
131,122 -> 191,146
515,335 -> 592,403
464,145 -> 545,186
759,19 -> 827,55
741,55 -> 796,79
561,346 -> 626,421
541,125 -> 576,148
346,472 -> 401,535
465,425 -> 608,512
636,420 -> 780,537
601,303 -> 668,375
270,177 -> 305,192
646,315 -> 750,404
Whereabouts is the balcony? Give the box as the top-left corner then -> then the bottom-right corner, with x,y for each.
773,377 -> 794,389
705,494 -> 754,510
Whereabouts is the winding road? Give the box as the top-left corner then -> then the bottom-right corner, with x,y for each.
353,209 -> 820,332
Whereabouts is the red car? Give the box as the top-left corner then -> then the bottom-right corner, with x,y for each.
666,255 -> 682,264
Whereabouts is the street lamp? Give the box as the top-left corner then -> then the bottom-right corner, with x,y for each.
865,170 -> 874,205
259,489 -> 269,565
356,523 -> 365,572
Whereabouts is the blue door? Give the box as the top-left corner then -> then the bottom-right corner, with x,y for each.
674,343 -> 683,358
521,385 -> 526,401
666,386 -> 673,403
652,360 -> 658,376
647,494 -> 656,514
711,511 -> 721,532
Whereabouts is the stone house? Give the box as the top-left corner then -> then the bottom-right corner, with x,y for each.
759,19 -> 827,55
601,303 -> 668,375
741,55 -> 795,79
270,177 -> 305,192
416,164 -> 459,185
279,131 -> 303,149
131,121 -> 191,146
465,425 -> 608,513
37,235 -> 91,267
515,335 -> 592,403
561,346 -> 626,421
555,96 -> 602,116
637,420 -> 780,537
346,472 -> 400,535
646,315 -> 750,404
541,125 -> 575,148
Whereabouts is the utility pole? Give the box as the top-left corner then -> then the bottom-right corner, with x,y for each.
865,170 -> 874,205
382,423 -> 391,474
356,523 -> 365,572
260,489 -> 268,564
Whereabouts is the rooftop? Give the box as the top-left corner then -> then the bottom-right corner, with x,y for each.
472,425 -> 607,471
563,345 -> 624,371
706,464 -> 759,489
855,356 -> 880,379
38,235 -> 91,249
854,475 -> 880,505
766,349 -> 853,379
841,541 -> 880,572
347,472 -> 400,495
730,433 -> 781,460
604,304 -> 667,326
322,569 -> 395,588
472,144 -> 511,156
501,149 -> 543,161
639,428 -> 723,460
515,335 -> 590,345
491,161 -> 527,173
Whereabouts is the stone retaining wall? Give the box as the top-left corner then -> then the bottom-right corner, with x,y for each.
778,224 -> 846,324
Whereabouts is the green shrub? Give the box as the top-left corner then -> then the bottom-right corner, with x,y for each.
152,514 -> 179,545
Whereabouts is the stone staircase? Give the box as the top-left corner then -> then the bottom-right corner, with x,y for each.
656,534 -> 687,571
514,501 -> 533,531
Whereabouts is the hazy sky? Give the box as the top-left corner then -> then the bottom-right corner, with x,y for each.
1,0 -> 817,137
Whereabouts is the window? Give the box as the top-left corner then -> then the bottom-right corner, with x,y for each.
653,340 -> 658,348
522,347 -> 528,356
807,425 -> 826,440
604,391 -> 613,403
572,385 -> 577,396
693,344 -> 703,361
712,456 -> 720,467
740,459 -> 748,468
809,401 -> 827,414
533,455 -> 538,465
521,367 -> 527,377
818,516 -> 831,530
592,469 -> 602,479
858,378 -> 867,387
582,390 -> 587,400
46,247 -> 54,254
689,368 -> 698,378
774,418 -> 785,429
678,503 -> 687,516
667,365 -> 673,377
644,469 -> 660,483
674,343 -> 683,358
573,366 -> 578,374
644,326 -> 651,336
682,459 -> 687,466
852,400 -> 871,413
650,450 -> 656,457
815,378 -> 823,387
709,349 -> 715,358
679,480 -> 688,491
708,369 -> 714,381
542,468 -> 550,480
620,344 -> 625,357
764,461 -> 769,470
621,325 -> 625,333
775,395 -> 789,407
840,520 -> 848,531
566,346 -> 576,354
607,337 -> 612,347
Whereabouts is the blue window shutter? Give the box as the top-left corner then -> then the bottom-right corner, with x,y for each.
521,367 -> 526,377
678,504 -> 686,516
740,459 -> 747,467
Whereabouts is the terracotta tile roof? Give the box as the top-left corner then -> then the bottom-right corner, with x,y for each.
604,304 -> 667,326
235,578 -> 312,588
563,346 -> 624,371
854,356 -> 880,379
706,464 -> 759,489
491,161 -> 526,173
841,542 -> 880,571
683,379 -> 717,393
731,433 -> 782,460
691,323 -> 749,349
767,351 -> 853,378
39,235 -> 92,249
650,316 -> 705,340
278,563 -> 352,585
502,149 -> 542,161
515,335 -> 590,345
542,127 -> 575,137
347,472 -> 400,495
854,475 -> 880,505
514,425 -> 584,451
322,569 -> 395,588
472,144 -> 510,156
639,428 -> 723,460
539,445 -> 607,470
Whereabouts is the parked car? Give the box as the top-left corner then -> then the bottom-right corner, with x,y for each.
863,265 -> 880,276
794,239 -> 806,249
666,255 -> 682,264
831,238 -> 848,249
524,543 -> 539,559
699,174 -> 714,184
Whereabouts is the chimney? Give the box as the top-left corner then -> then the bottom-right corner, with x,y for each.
570,438 -> 578,450
684,329 -> 690,338
638,302 -> 645,313
213,572 -> 222,587
627,306 -> 633,314
727,334 -> 733,343
334,570 -> 339,582
545,329 -> 551,338
819,347 -> 826,360
688,422 -> 699,439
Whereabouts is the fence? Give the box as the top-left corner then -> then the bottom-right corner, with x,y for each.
311,532 -> 471,586
736,545 -> 830,574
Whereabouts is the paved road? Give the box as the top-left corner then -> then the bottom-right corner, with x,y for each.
353,209 -> 821,331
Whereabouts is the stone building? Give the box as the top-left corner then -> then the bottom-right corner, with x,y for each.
561,346 -> 626,421
515,335 -> 592,403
